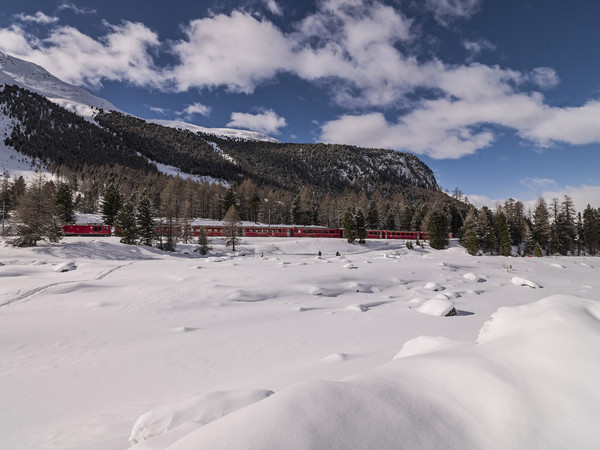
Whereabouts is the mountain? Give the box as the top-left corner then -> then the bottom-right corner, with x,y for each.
0,51 -> 278,142
0,51 -> 440,199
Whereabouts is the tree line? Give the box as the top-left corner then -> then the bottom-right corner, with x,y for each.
460,196 -> 600,256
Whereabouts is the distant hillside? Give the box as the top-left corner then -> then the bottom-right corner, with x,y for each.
1,85 -> 440,199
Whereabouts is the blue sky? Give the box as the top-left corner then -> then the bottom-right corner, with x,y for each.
1,0 -> 599,211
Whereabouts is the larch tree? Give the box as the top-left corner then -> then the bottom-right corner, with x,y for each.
13,173 -> 62,247
223,205 -> 242,251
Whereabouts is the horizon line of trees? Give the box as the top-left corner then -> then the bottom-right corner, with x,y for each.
460,196 -> 600,256
3,169 -> 598,256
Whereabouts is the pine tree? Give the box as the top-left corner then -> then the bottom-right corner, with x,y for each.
249,192 -> 261,223
522,221 -> 535,256
136,193 -> 156,246
355,209 -> 367,244
222,185 -> 238,219
496,211 -> 512,256
342,207 -> 357,243
291,194 -> 302,225
428,209 -> 449,250
101,183 -> 123,227
533,242 -> 543,257
477,206 -> 497,254
197,226 -> 212,255
533,197 -> 551,252
557,195 -> 576,255
460,209 -> 480,255
223,205 -> 241,251
114,198 -> 138,245
55,181 -> 74,224
582,205 -> 599,255
13,173 -> 62,246
366,201 -> 379,230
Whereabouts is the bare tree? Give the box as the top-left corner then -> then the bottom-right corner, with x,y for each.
223,205 -> 241,251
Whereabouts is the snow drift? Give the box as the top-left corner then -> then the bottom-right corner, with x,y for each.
145,295 -> 600,450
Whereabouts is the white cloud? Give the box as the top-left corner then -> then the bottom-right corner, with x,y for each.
3,3 -> 600,161
179,102 -> 211,117
227,109 -> 287,134
168,11 -> 293,93
0,21 -> 163,89
263,0 -> 283,16
529,67 -> 560,89
146,105 -> 168,115
14,12 -> 59,24
536,185 -> 600,213
57,2 -> 97,15
519,177 -> 558,189
425,0 -> 482,25
463,38 -> 496,61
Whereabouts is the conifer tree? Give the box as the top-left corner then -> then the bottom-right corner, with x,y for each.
13,173 -> 62,246
197,226 -> 211,255
533,242 -> 543,257
355,209 -> 367,244
366,201 -> 379,230
222,185 -> 238,219
223,205 -> 241,251
101,183 -> 123,227
136,193 -> 156,246
496,211 -> 512,256
249,192 -> 261,223
460,209 -> 480,255
55,181 -> 74,224
342,207 -> 357,243
114,197 -> 138,245
582,205 -> 599,254
477,206 -> 497,254
533,197 -> 551,253
522,221 -> 535,256
291,194 -> 302,225
427,209 -> 449,250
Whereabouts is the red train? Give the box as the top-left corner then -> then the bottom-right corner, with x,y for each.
62,223 -> 430,240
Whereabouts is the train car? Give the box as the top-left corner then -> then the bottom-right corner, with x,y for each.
190,226 -> 225,237
242,226 -> 292,237
379,230 -> 424,240
291,227 -> 343,238
62,224 -> 111,236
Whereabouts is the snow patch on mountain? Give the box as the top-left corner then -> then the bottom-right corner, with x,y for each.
148,119 -> 279,143
0,112 -> 43,179
0,51 -> 119,120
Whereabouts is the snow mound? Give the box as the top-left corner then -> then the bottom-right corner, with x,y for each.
320,353 -> 350,363
511,277 -> 540,288
129,389 -> 273,446
54,261 -> 76,272
413,298 -> 456,317
463,272 -> 484,282
343,263 -> 357,269
159,295 -> 600,450
424,281 -> 444,291
346,304 -> 369,312
393,336 -> 464,359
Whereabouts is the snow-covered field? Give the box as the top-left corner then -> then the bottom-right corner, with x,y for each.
1,237 -> 599,449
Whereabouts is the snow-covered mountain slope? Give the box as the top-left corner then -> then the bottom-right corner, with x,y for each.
149,119 -> 279,143
0,51 -> 118,120
0,51 -> 277,141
